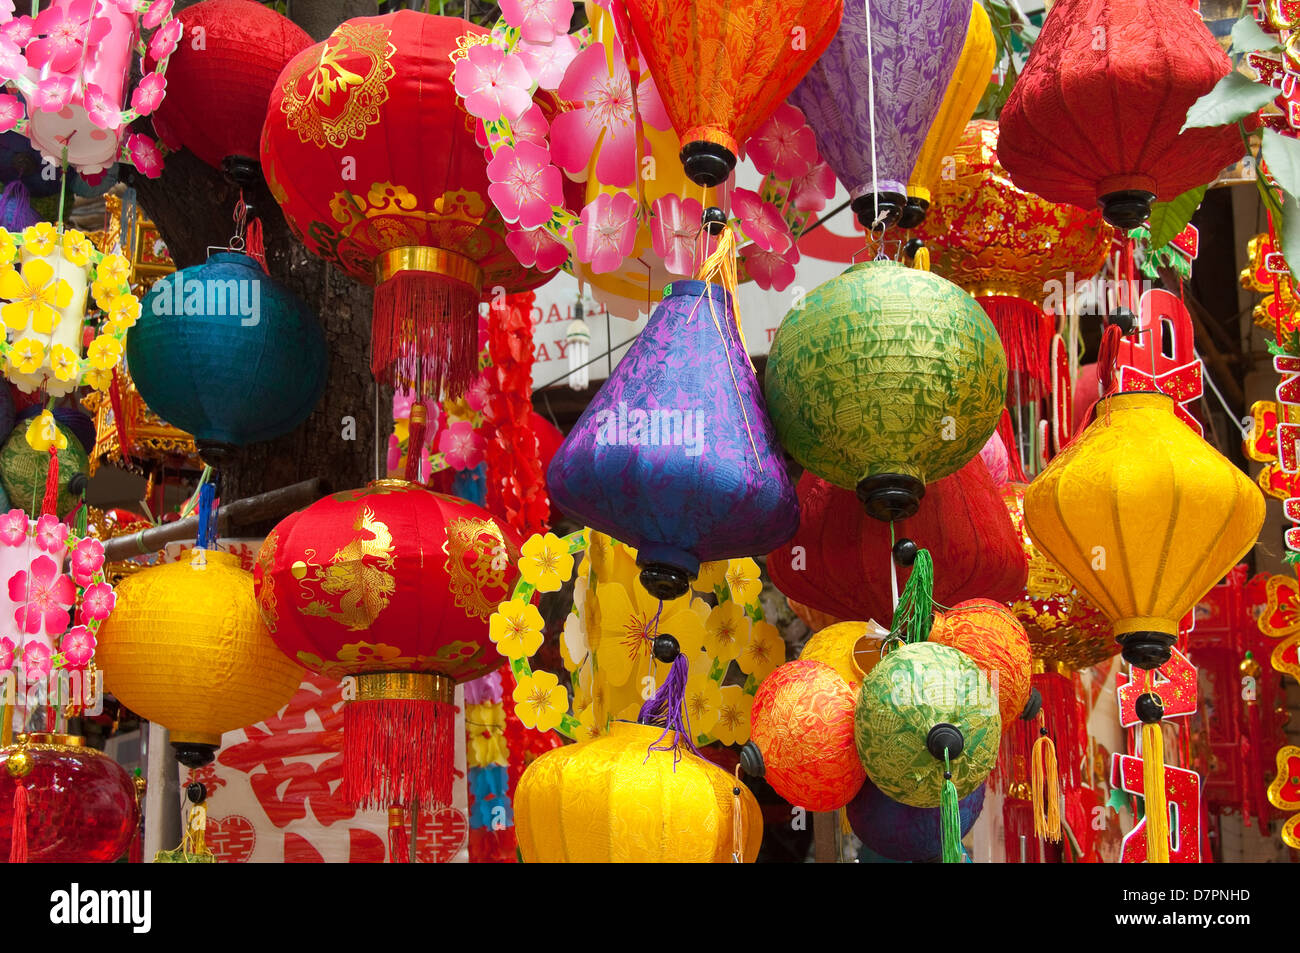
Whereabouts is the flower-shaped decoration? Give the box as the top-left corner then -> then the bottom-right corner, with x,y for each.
0,227 -> 136,396
0,510 -> 113,687
488,528 -> 784,747
1,0 -> 178,177
462,3 -> 835,316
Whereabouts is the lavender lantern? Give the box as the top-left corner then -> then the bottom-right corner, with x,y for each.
790,0 -> 972,229
547,280 -> 798,600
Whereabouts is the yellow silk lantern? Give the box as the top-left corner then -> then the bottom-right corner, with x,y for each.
515,721 -> 763,862
798,620 -> 888,687
97,550 -> 303,766
1023,392 -> 1265,669
905,2 -> 996,225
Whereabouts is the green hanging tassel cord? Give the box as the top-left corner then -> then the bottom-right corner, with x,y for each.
940,748 -> 963,864
889,547 -> 935,645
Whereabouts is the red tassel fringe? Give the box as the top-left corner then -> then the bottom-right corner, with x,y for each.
343,698 -> 454,810
404,404 -> 427,484
246,216 -> 267,273
1003,798 -> 1045,863
977,296 -> 1054,399
10,780 -> 27,863
41,445 -> 58,517
995,407 -> 1030,483
371,273 -> 479,403
388,810 -> 411,864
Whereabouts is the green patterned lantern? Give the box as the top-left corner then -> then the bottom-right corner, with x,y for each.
0,420 -> 89,519
765,259 -> 1007,520
854,641 -> 1000,808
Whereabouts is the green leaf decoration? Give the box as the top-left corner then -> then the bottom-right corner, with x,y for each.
1182,70 -> 1278,131
1262,128 -> 1300,199
1148,185 -> 1207,250
1230,15 -> 1283,54
1280,189 -> 1300,284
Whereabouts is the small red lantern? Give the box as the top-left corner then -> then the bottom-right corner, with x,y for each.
998,0 -> 1243,228
151,0 -> 312,174
769,458 -> 1027,628
254,481 -> 522,810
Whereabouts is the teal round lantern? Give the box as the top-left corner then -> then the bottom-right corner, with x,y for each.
765,260 -> 1007,521
128,252 -> 328,464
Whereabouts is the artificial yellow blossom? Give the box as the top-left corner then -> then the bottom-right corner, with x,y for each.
0,258 -> 73,333
48,343 -> 79,382
61,229 -> 93,267
737,619 -> 785,681
86,334 -> 123,370
96,253 -> 132,287
24,409 -> 67,452
575,703 -> 603,741
488,599 -> 544,659
683,672 -> 722,736
703,600 -> 748,663
90,278 -> 117,311
0,229 -> 16,268
105,293 -> 140,331
593,580 -> 706,686
511,670 -> 568,732
712,684 -> 753,745
518,532 -> 573,593
724,557 -> 763,605
22,222 -> 58,256
693,559 -> 728,593
83,366 -> 113,392
8,336 -> 44,375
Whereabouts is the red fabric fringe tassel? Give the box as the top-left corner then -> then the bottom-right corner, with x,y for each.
388,809 -> 411,864
977,296 -> 1054,399
1003,798 -> 1046,863
246,216 -> 267,273
404,403 -> 427,484
41,445 -> 58,517
995,407 -> 1030,483
343,698 -> 454,810
10,780 -> 27,863
371,273 -> 479,403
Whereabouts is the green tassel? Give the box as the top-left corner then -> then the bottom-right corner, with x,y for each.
941,749 -> 963,864
890,547 -> 934,644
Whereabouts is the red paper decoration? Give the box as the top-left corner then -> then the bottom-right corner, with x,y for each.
998,0 -> 1244,228
1112,753 -> 1201,863
768,458 -> 1027,628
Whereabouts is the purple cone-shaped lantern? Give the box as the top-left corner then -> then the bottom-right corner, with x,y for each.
789,0 -> 971,229
547,280 -> 798,600
0,181 -> 38,232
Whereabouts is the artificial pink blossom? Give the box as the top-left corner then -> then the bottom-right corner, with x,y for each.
744,102 -> 815,181
0,36 -> 23,81
438,420 -> 485,471
742,241 -> 799,292
84,84 -> 123,130
392,391 -> 415,420
127,133 -> 164,178
0,94 -> 22,133
505,223 -> 568,272
0,636 -> 13,672
650,193 -> 704,277
455,44 -> 533,122
22,640 -> 50,682
637,75 -> 671,131
732,187 -> 793,254
33,76 -> 75,113
130,72 -> 167,116
10,554 -> 75,636
512,102 -> 550,147
0,14 -> 33,47
114,0 -> 141,12
34,514 -> 68,555
552,42 -> 635,187
147,17 -> 183,61
516,34 -> 580,91
573,191 -> 637,274
61,625 -> 95,669
0,509 -> 26,547
500,0 -> 573,43
70,536 -> 105,586
79,581 -> 116,622
28,0 -> 111,73
0,1 -> 14,18
465,372 -> 491,413
143,0 -> 173,29
789,159 -> 836,213
487,140 -> 563,230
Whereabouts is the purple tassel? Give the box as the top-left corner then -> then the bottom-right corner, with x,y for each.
0,182 -> 38,232
637,653 -> 698,765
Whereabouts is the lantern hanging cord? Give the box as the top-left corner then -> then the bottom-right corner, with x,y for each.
1196,352 -> 1250,439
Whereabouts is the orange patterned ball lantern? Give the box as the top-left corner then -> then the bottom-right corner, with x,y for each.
928,598 -> 1032,726
254,480 -> 522,810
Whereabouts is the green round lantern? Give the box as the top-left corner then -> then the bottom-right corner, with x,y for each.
854,641 -> 1000,808
765,259 -> 1007,520
0,421 -> 89,519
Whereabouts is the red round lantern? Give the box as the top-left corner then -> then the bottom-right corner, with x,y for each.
769,457 -> 1027,628
151,0 -> 312,172
747,660 -> 865,812
928,598 -> 1032,726
260,11 -> 551,403
254,480 -> 522,809
0,733 -> 139,863
997,0 -> 1243,228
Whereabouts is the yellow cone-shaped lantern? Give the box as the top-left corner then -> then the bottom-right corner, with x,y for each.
515,721 -> 763,862
1023,392 -> 1264,669
904,1 -> 996,228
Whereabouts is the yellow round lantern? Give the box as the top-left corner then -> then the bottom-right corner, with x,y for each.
515,721 -> 763,862
798,620 -> 888,688
1024,392 -> 1265,669
904,1 -> 996,227
97,550 -> 303,766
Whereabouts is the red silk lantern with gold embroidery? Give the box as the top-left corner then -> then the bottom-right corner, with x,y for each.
769,458 -> 1026,628
254,480 -> 521,810
624,0 -> 843,186
260,11 -> 549,402
997,0 -> 1243,228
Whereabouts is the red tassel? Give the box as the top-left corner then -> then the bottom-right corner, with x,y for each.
388,806 -> 411,864
108,367 -> 133,457
995,407 -> 1029,483
343,698 -> 454,810
10,780 -> 27,864
1096,322 -> 1124,396
404,402 -> 428,484
41,444 -> 58,517
371,273 -> 479,403
1003,798 -> 1043,863
976,296 -> 1054,399
246,216 -> 267,273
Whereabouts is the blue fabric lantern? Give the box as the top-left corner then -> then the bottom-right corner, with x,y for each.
128,252 -> 328,463
546,279 -> 798,599
846,776 -> 985,862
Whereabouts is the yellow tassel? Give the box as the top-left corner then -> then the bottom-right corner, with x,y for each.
839,806 -> 853,838
731,766 -> 744,863
1031,729 -> 1062,842
1142,721 -> 1170,863
910,245 -> 931,272
696,223 -> 752,363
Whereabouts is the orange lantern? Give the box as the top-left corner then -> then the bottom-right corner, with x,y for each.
929,597 -> 1032,726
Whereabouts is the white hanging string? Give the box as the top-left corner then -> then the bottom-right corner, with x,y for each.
863,0 -> 881,230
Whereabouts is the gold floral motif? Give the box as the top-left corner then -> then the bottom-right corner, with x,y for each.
280,23 -> 396,148
256,531 -> 280,633
443,516 -> 513,621
329,184 -> 487,238
296,506 -> 397,630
